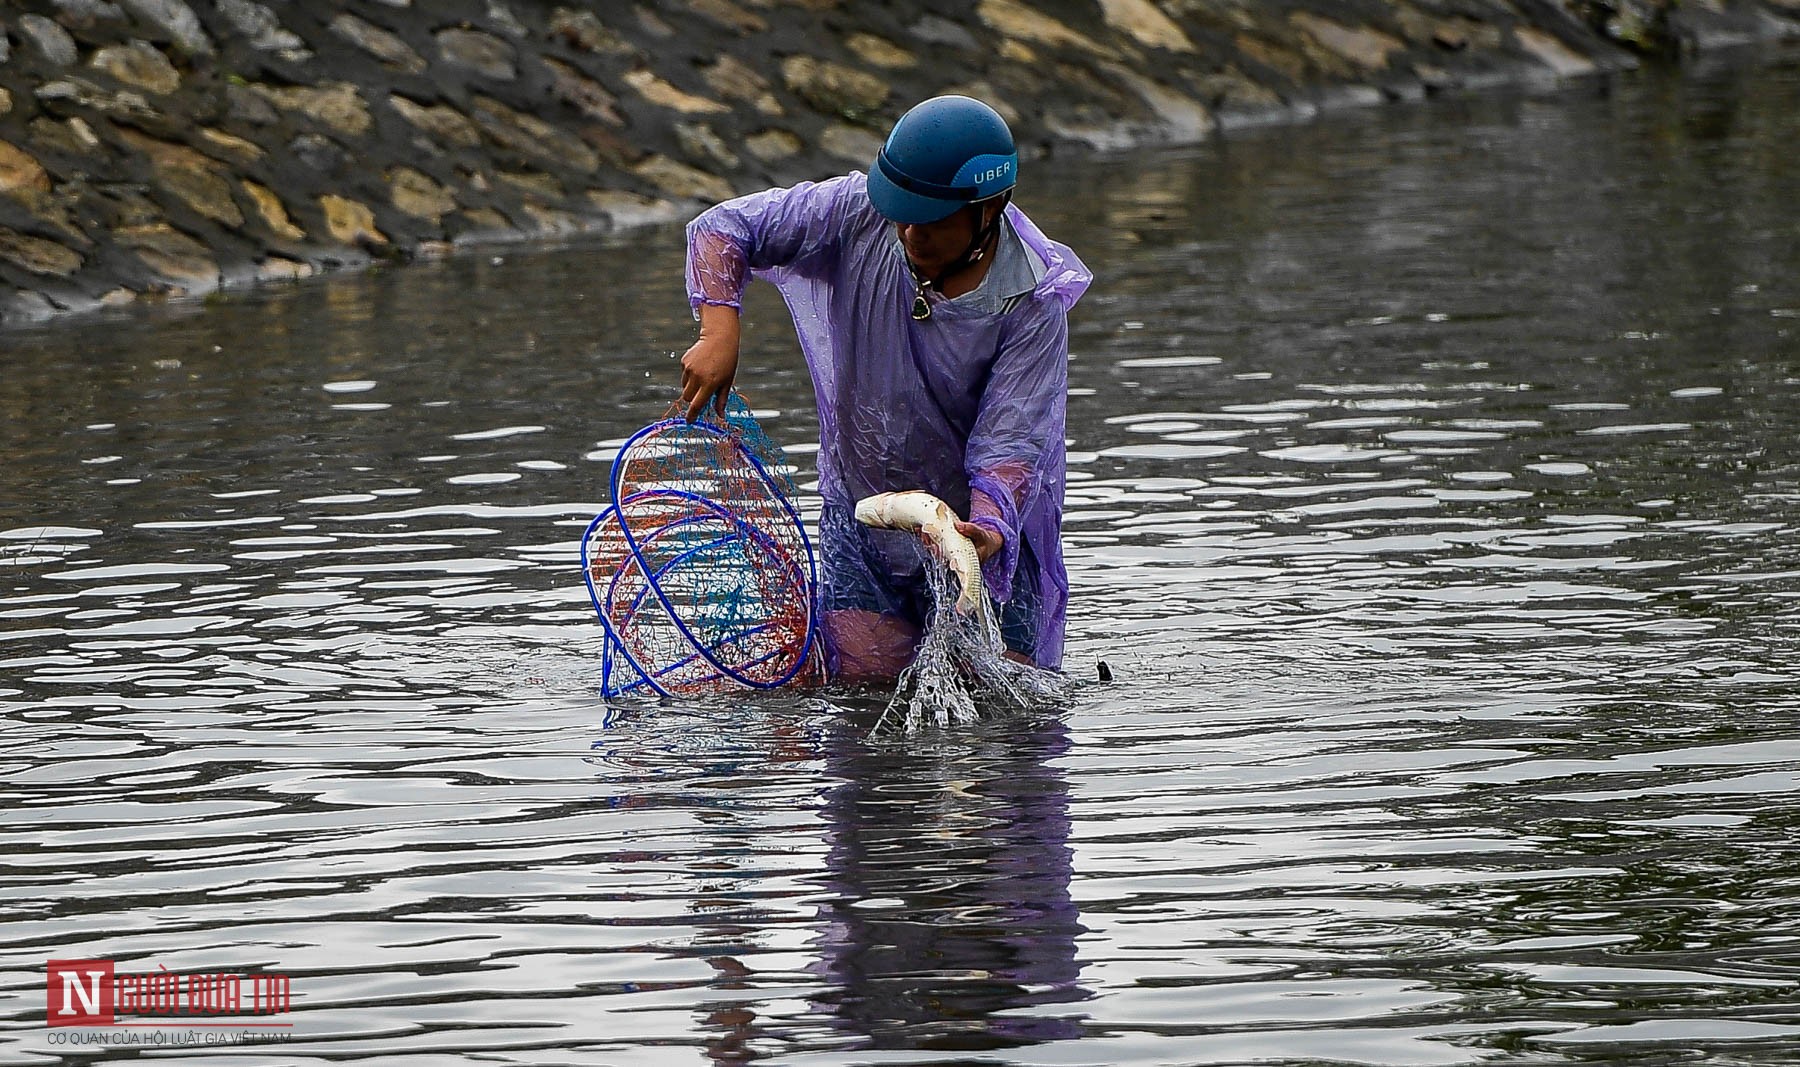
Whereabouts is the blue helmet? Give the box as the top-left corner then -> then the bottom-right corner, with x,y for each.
867,96 -> 1019,225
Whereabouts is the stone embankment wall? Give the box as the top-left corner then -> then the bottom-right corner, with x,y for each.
2,0 -> 1796,328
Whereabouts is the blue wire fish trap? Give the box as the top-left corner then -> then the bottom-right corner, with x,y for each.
582,396 -> 820,698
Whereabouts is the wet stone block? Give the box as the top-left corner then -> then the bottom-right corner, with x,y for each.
0,226 -> 85,276
330,14 -> 426,74
19,15 -> 81,67
114,221 -> 220,290
117,0 -> 212,56
436,28 -> 518,81
215,0 -> 304,52
89,41 -> 182,95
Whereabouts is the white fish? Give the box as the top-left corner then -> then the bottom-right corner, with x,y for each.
853,490 -> 991,625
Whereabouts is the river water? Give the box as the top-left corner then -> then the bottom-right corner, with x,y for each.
3,53 -> 1798,1066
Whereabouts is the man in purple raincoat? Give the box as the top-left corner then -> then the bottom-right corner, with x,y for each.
678,96 -> 1092,682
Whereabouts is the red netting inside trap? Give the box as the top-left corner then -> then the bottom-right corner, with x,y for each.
583,401 -> 820,697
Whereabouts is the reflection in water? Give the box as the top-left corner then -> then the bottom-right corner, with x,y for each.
811,718 -> 1085,1051
2,55 -> 1800,1067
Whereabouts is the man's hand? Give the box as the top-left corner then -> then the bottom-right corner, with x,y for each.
954,519 -> 1004,562
679,304 -> 742,421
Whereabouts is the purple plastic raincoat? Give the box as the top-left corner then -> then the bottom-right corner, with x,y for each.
685,172 -> 1091,670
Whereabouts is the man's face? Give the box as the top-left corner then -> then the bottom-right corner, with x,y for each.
894,204 -> 987,278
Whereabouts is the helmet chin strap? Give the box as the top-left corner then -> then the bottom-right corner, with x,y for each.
910,193 -> 1011,321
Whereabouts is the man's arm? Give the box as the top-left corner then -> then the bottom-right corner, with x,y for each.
678,176 -> 856,418
680,278 -> 743,421
963,304 -> 1072,598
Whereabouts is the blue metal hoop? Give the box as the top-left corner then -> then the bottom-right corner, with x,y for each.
581,412 -> 819,698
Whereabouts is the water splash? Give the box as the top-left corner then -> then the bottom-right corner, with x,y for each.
873,564 -> 1074,734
